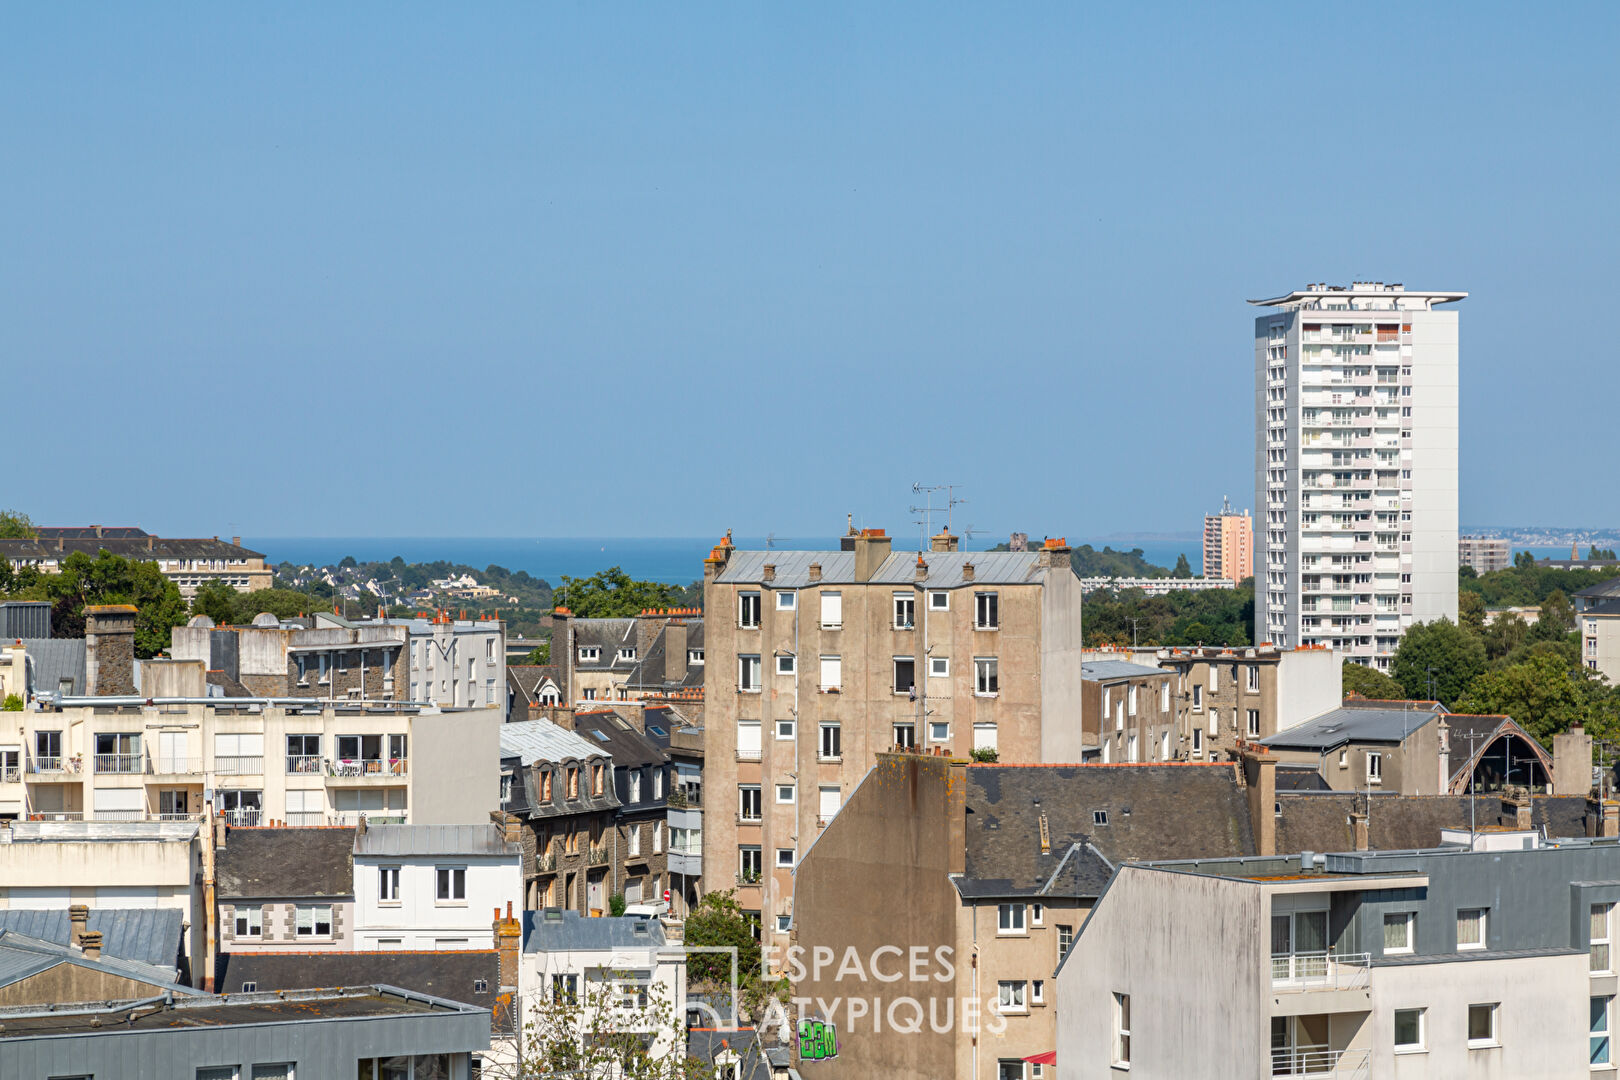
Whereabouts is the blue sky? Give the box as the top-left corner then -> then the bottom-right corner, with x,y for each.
3,4 -> 1615,540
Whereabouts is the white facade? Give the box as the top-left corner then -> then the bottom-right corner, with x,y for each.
1253,283 -> 1462,669
352,826 -> 523,951
399,617 -> 507,714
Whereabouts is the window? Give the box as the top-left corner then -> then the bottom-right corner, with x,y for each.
819,723 -> 842,761
234,906 -> 262,938
1247,710 -> 1260,738
1394,1008 -> 1425,1052
1384,911 -> 1415,955
739,655 -> 761,692
296,905 -> 333,937
1593,996 -> 1612,1066
1112,993 -> 1131,1067
975,657 -> 999,696
739,592 -> 761,629
379,866 -> 401,903
893,722 -> 916,749
1594,903 -> 1614,972
737,721 -> 761,759
197,1069 -> 238,1080
975,592 -> 999,630
929,656 -> 949,678
929,591 -> 949,611
738,846 -> 763,881
688,649 -> 705,665
776,783 -> 795,804
1338,748 -> 1348,769
251,1065 -> 292,1080
929,721 -> 950,742
1367,751 -> 1383,786
1031,903 -> 1043,926
998,903 -> 1026,934
653,822 -> 662,853
1032,979 -> 1044,1004
775,718 -> 794,741
552,973 -> 579,1004
894,657 -> 916,695
436,866 -> 467,902
1127,685 -> 1137,716
820,591 -> 843,629
1467,1002 -> 1498,1048
592,764 -> 605,796
776,654 -> 796,676
996,980 -> 1026,1012
1247,665 -> 1260,692
894,592 -> 915,629
1457,908 -> 1486,950
629,823 -> 641,856
1191,728 -> 1203,756
1209,666 -> 1219,692
1093,810 -> 1109,827
1208,709 -> 1218,736
578,646 -> 600,663
776,591 -> 796,611
776,848 -> 794,868
777,913 -> 792,933
819,655 -> 842,691
616,647 -> 637,663
974,723 -> 998,752
1058,924 -> 1074,957
1191,684 -> 1203,710
739,785 -> 762,821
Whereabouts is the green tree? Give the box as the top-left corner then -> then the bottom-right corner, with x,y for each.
1483,613 -> 1530,662
684,890 -> 760,988
1391,617 -> 1486,706
1455,652 -> 1620,744
1458,591 -> 1487,637
1591,547 -> 1618,561
1514,550 -> 1536,570
2,694 -> 22,711
1172,553 -> 1194,579
0,510 -> 36,539
608,892 -> 627,917
1458,563 -> 1478,581
38,551 -> 189,658
517,643 -> 551,666
552,566 -> 688,618
1342,661 -> 1405,700
1532,589 -> 1576,642
191,581 -> 239,625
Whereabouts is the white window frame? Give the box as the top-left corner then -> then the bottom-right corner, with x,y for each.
1031,902 -> 1043,926
379,865 -> 401,904
1394,1007 -> 1426,1054
1247,665 -> 1260,692
1112,992 -> 1131,1068
996,980 -> 1027,1013
929,591 -> 949,611
1466,1002 -> 1498,1048
1191,683 -> 1203,710
776,848 -> 795,868
997,902 -> 1026,935
974,591 -> 1000,631
929,721 -> 950,743
819,722 -> 842,761
893,592 -> 916,630
436,866 -> 467,904
974,657 -> 999,697
1247,709 -> 1260,738
929,656 -> 950,678
820,591 -> 843,630
739,784 -> 762,822
1191,728 -> 1204,757
776,783 -> 795,804
234,906 -> 262,938
1367,751 -> 1383,786
295,904 -> 333,938
1593,995 -> 1612,1067
776,591 -> 796,611
738,655 -> 761,693
776,654 -> 796,676
1383,911 -> 1415,955
775,718 -> 795,741
1594,903 -> 1614,973
578,646 -> 600,663
1457,907 -> 1487,951
1031,978 -> 1044,1005
739,592 -> 761,629
819,655 -> 842,692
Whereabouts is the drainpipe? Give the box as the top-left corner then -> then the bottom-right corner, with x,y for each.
200,796 -> 217,991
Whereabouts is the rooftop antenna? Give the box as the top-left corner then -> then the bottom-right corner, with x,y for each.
910,483 -> 967,549
764,533 -> 792,550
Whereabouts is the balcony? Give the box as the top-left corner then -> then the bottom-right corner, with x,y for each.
94,754 -> 144,774
330,811 -> 406,825
286,755 -> 324,775
284,812 -> 325,826
667,787 -> 701,809
1271,952 -> 1370,992
327,758 -> 409,782
0,765 -> 19,784
222,808 -> 263,826
148,756 -> 202,776
28,756 -> 79,776
1271,1046 -> 1370,1078
213,756 -> 264,776
588,842 -> 610,866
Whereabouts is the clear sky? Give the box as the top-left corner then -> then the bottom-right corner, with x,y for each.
4,4 -> 1615,540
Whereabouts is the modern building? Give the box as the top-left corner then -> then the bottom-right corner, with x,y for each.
1204,496 -> 1254,583
1055,837 -> 1620,1079
351,824 -> 524,952
0,985 -> 492,1078
1252,282 -> 1463,669
0,691 -> 501,826
1576,579 -> 1620,684
1459,535 -> 1511,575
703,527 -> 1086,944
0,526 -> 272,596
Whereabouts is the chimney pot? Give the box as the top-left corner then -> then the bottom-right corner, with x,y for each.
79,930 -> 103,961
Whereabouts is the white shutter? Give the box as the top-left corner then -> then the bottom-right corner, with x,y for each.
818,785 -> 841,819
93,788 -> 143,816
737,721 -> 761,757
821,592 -> 842,628
819,656 -> 841,689
238,734 -> 264,757
974,723 -> 998,751
215,733 -> 240,757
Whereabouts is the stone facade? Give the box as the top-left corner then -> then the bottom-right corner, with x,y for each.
84,605 -> 137,696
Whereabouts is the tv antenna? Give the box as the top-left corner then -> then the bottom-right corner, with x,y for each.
765,533 -> 792,550
910,483 -> 967,548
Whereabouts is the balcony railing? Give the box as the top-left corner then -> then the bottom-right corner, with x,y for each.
285,811 -> 325,826
331,758 -> 409,777
94,754 -> 144,774
329,811 -> 406,825
0,766 -> 20,784
286,755 -> 324,775
536,850 -> 557,872
1270,952 -> 1370,991
214,756 -> 264,776
29,756 -> 78,774
222,808 -> 263,826
588,843 -> 610,865
667,788 -> 702,809
149,756 -> 201,775
1271,1045 -> 1370,1078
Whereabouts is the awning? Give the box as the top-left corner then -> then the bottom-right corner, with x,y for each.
1024,1050 -> 1057,1066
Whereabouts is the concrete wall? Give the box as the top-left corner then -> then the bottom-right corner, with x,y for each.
1057,865 -> 1266,1080
1408,309 -> 1460,628
1039,563 -> 1086,762
1275,647 -> 1342,733
1084,674 -> 1177,763
354,854 -> 522,950
411,709 -> 502,825
0,963 -> 178,1007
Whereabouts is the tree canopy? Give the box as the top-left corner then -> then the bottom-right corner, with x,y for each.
683,890 -> 761,988
10,550 -> 190,658
1342,660 -> 1405,701
1082,581 -> 1254,648
1390,617 -> 1486,707
0,509 -> 36,539
1456,652 -> 1620,744
552,566 -> 687,618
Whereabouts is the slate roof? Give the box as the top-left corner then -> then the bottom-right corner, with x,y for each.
0,533 -> 264,560
0,908 -> 182,971
354,824 -> 520,859
571,710 -> 668,770
0,929 -> 194,994
217,827 -> 356,899
506,664 -> 562,706
216,950 -> 508,1029
1274,792 -> 1597,853
567,618 -> 639,671
715,549 -> 1063,589
523,909 -> 667,952
1576,580 -> 1620,601
1261,703 -> 1445,750
499,719 -> 604,766
1081,660 -> 1170,682
1275,764 -> 1331,792
623,620 -> 705,692
955,764 -> 1256,899
21,637 -> 86,697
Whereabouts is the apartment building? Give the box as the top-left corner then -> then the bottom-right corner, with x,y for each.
498,719 -> 622,913
1252,282 -> 1463,669
1148,643 -> 1341,759
571,709 -> 674,908
1056,838 -> 1620,1079
0,526 -> 272,596
1204,495 -> 1254,583
552,608 -> 704,705
1576,580 -> 1620,684
1080,660 -> 1177,764
0,691 -> 500,826
1460,535 -> 1511,575
171,611 -> 409,699
703,527 -> 1086,941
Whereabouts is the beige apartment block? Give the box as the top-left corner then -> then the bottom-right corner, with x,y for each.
1204,497 -> 1254,583
1152,643 -> 1341,760
0,685 -> 500,827
702,527 -> 1085,939
1080,660 -> 1178,764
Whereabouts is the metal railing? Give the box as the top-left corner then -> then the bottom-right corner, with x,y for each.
1270,952 -> 1370,991
222,808 -> 263,826
0,766 -> 19,784
29,756 -> 75,774
286,755 -> 324,775
94,753 -> 144,774
214,756 -> 264,775
285,812 -> 325,826
331,758 -> 408,777
588,843 -> 610,865
1271,1045 -> 1370,1077
149,756 -> 201,774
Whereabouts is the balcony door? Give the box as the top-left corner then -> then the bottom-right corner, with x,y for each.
1271,1014 -> 1333,1076
158,731 -> 187,773
1271,909 -> 1328,982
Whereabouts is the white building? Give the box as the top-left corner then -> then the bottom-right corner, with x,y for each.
1252,282 -> 1463,669
352,823 -> 523,951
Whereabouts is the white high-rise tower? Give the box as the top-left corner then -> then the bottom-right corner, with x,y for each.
1251,282 -> 1463,670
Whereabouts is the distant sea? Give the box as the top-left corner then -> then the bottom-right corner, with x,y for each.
254,536 -> 1207,586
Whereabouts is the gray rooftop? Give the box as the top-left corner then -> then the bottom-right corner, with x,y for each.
21,637 -> 86,698
0,908 -> 182,971
355,824 -> 520,858
522,909 -> 667,953
0,821 -> 199,844
500,719 -> 605,765
0,929 -> 194,993
715,549 -> 1057,589
1261,704 -> 1444,750
1081,660 -> 1170,682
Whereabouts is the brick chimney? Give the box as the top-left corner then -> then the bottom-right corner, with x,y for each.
495,902 -> 522,990
1606,801 -> 1620,839
84,605 -> 138,696
79,930 -> 103,960
665,620 -> 688,685
853,529 -> 891,583
808,562 -> 822,584
914,555 -> 929,583
1350,810 -> 1369,851
69,905 -> 89,947
1038,537 -> 1072,571
931,530 -> 959,553
961,562 -> 975,582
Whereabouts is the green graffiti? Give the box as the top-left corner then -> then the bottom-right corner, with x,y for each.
798,1018 -> 839,1060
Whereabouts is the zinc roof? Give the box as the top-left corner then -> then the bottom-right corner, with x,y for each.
1081,660 -> 1170,682
715,549 -> 1053,589
355,824 -> 520,858
1261,704 -> 1442,751
499,719 -> 605,765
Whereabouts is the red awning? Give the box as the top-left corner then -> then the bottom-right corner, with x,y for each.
1023,1051 -> 1057,1065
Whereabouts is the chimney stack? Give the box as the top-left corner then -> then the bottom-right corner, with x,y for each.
808,562 -> 822,584
232,536 -> 241,547
1038,537 -> 1072,570
961,562 -> 975,582
84,605 -> 138,696
1351,810 -> 1369,851
1554,723 -> 1595,796
79,930 -> 103,960
665,620 -> 688,685
931,529 -> 959,553
1243,750 -> 1277,856
853,529 -> 891,583
69,905 -> 90,947
495,901 -> 522,992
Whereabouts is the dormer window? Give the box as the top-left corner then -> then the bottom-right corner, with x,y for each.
617,647 -> 637,663
578,646 -> 601,663
688,649 -> 705,665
